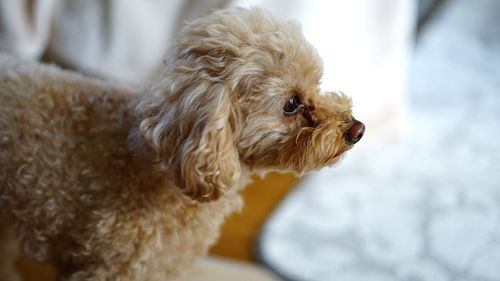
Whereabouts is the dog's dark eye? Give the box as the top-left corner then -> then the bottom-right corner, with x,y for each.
283,96 -> 302,115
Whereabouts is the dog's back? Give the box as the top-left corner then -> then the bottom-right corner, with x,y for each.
0,54 -> 139,259
0,55 -> 242,279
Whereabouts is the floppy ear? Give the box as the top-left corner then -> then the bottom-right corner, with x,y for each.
136,47 -> 241,203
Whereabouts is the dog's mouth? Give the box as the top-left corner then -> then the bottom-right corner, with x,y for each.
332,143 -> 352,159
323,142 -> 350,165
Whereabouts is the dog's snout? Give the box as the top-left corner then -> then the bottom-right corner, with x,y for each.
344,120 -> 365,144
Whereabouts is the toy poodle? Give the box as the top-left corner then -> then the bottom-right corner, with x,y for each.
0,7 -> 364,281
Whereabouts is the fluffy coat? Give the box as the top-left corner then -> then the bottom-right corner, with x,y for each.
0,8 -> 360,281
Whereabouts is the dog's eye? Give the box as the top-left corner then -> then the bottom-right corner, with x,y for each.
283,96 -> 302,115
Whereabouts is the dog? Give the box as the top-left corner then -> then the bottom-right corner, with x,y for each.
0,7 -> 364,281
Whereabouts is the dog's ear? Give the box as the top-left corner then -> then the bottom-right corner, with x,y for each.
137,45 -> 241,203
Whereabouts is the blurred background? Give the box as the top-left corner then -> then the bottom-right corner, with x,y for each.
1,0 -> 499,280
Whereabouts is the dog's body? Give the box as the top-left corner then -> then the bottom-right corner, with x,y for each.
0,8 -> 363,281
0,56 -> 243,280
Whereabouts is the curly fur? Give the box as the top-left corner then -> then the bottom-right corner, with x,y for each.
0,8 -> 360,281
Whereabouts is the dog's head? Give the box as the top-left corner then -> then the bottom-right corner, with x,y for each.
137,8 -> 364,202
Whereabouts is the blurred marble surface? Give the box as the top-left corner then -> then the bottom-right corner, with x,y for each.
258,0 -> 500,280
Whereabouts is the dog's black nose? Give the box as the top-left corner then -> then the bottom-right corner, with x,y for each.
344,120 -> 365,144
